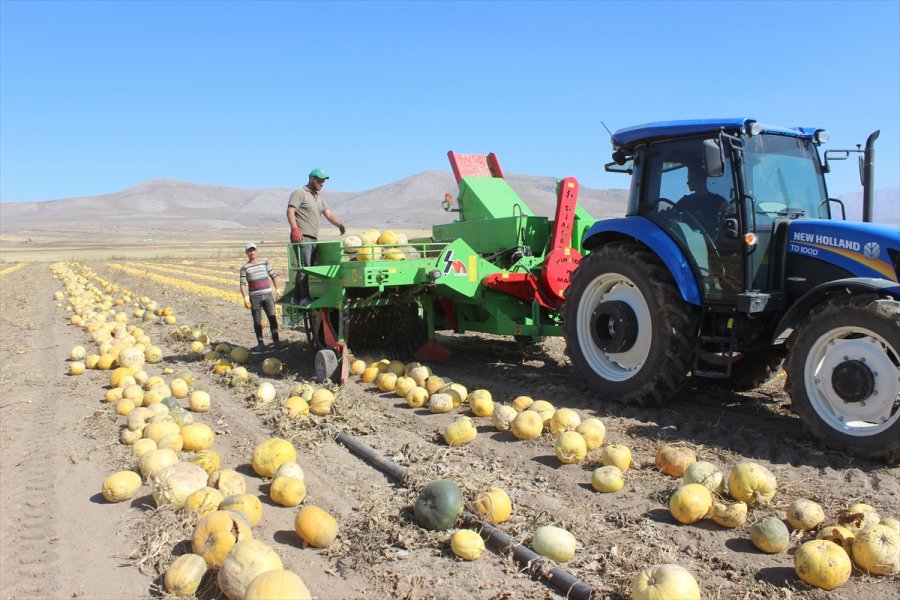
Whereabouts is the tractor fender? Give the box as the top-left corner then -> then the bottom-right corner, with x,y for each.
772,277 -> 900,345
582,216 -> 702,305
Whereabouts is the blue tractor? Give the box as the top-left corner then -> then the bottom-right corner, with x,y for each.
563,118 -> 899,462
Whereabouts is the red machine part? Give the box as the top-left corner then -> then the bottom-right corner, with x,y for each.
483,176 -> 583,308
447,151 -> 505,183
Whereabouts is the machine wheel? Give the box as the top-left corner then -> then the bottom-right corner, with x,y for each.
315,349 -> 340,383
562,241 -> 697,406
698,349 -> 785,391
786,294 -> 900,463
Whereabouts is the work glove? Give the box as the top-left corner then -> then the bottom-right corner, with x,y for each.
243,296 -> 251,309
338,223 -> 346,235
291,227 -> 302,243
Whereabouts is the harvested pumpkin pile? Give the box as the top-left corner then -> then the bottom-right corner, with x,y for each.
0,258 -> 897,600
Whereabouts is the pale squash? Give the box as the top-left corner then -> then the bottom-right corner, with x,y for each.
217,539 -> 283,600
164,553 -> 208,597
244,570 -> 312,600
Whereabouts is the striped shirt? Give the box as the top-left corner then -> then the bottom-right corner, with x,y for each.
240,260 -> 277,297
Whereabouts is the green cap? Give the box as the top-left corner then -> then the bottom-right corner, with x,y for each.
309,168 -> 329,180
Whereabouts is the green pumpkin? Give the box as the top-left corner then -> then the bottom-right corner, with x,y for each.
414,480 -> 462,531
161,396 -> 181,412
750,516 -> 790,553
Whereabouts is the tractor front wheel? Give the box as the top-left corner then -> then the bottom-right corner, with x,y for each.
562,242 -> 696,406
786,295 -> 900,463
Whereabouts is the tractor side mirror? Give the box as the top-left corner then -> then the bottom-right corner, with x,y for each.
703,139 -> 724,177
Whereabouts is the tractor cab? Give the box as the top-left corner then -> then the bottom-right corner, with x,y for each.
607,119 -> 833,306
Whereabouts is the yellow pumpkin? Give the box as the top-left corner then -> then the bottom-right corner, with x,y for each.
376,372 -> 397,392
549,408 -> 581,436
511,395 -> 533,412
600,444 -> 632,471
408,365 -> 430,387
632,564 -> 701,600
530,400 -> 555,427
273,461 -> 305,483
575,418 -> 606,450
308,389 -> 334,416
181,423 -> 215,452
143,420 -> 180,446
439,383 -> 468,408
468,394 -> 494,418
189,449 -> 221,475
817,525 -> 856,556
655,445 -> 697,477
131,438 -> 157,458
852,524 -> 899,575
471,486 -> 512,523
510,410 -> 543,440
221,493 -> 263,527
443,416 -> 477,446
252,439 -> 296,478
348,359 -> 367,376
184,487 -> 225,518
710,500 -> 748,528
294,505 -> 339,548
69,361 -> 86,376
283,396 -> 310,418
164,553 -> 208,597
189,390 -> 211,412
102,470 -> 142,503
270,476 -> 307,507
837,503 -> 881,533
786,499 -> 826,531
393,376 -> 416,398
795,539 -> 852,590
210,469 -> 246,496
244,570 -> 312,600
115,398 -> 136,417
424,375 -> 445,396
139,448 -> 179,480
217,539 -> 283,600
361,366 -> 380,383
591,465 -> 624,493
669,484 -> 712,525
405,386 -> 429,408
170,377 -> 190,399
157,432 -> 184,453
450,529 -> 485,560
727,462 -> 777,506
192,510 -> 254,568
555,431 -> 587,464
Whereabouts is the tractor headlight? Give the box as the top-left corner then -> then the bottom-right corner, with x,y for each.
814,129 -> 830,145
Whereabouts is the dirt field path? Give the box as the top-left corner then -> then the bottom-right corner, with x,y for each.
1,260 -> 898,600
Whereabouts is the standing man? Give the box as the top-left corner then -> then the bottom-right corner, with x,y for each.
287,168 -> 347,303
240,242 -> 282,350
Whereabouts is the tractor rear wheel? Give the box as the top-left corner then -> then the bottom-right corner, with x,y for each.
562,242 -> 697,406
786,294 -> 900,463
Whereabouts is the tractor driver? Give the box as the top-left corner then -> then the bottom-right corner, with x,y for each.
672,162 -> 730,235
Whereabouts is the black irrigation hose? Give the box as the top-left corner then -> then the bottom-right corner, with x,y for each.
324,425 -> 595,600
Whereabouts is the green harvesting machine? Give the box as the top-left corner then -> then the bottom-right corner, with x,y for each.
281,151 -> 596,382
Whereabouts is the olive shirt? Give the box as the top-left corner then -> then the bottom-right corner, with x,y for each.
288,186 -> 329,239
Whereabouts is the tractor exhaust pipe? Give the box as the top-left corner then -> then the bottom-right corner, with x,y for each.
862,130 -> 879,223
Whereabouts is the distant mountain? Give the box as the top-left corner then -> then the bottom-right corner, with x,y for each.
0,171 -> 628,233
1,174 -> 895,234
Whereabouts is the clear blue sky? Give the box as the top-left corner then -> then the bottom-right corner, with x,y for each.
1,0 -> 898,202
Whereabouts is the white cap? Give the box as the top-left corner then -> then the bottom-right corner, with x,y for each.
245,242 -> 257,252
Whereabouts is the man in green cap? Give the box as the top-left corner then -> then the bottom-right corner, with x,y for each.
286,168 -> 347,303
